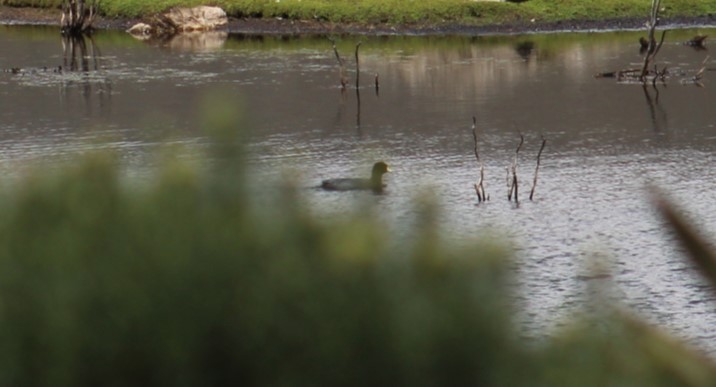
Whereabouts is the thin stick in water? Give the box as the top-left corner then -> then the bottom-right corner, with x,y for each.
508,135 -> 524,202
472,116 -> 487,202
329,37 -> 347,89
529,136 -> 547,201
354,42 -> 362,89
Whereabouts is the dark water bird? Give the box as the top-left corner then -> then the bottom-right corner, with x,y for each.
514,41 -> 535,60
685,35 -> 707,49
639,36 -> 651,53
321,161 -> 390,192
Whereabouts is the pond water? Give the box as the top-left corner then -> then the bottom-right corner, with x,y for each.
2,24 -> 716,354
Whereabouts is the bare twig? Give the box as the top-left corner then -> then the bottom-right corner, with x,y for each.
472,117 -> 481,164
505,167 -> 511,195
508,135 -> 524,203
472,116 -> 488,202
508,172 -> 518,203
329,37 -> 347,89
472,117 -> 482,201
354,42 -> 362,89
529,137 -> 547,201
478,168 -> 487,201
654,29 -> 667,58
694,55 -> 710,81
640,0 -> 663,81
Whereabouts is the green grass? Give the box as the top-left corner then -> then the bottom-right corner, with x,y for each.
2,0 -> 716,26
0,98 -> 711,385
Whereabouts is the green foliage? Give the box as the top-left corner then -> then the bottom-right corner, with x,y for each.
0,0 -> 60,7
0,101 -> 712,386
540,312 -> 716,387
6,0 -> 716,26
0,103 -> 524,386
653,190 -> 716,296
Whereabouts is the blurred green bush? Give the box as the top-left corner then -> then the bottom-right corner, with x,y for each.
0,103 -> 712,386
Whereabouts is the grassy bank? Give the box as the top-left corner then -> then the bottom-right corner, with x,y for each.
0,99 -> 712,385
2,0 -> 716,26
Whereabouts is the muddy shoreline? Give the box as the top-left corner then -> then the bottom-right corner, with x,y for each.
2,5 -> 716,36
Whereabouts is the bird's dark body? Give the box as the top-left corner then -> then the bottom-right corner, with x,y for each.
321,162 -> 390,192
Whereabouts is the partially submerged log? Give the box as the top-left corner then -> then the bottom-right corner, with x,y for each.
598,0 -> 671,84
594,68 -> 641,79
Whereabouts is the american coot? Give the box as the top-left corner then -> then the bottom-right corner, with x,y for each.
321,162 -> 390,192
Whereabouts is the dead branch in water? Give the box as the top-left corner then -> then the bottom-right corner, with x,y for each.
328,37 -> 348,89
472,116 -> 488,202
508,135 -> 524,203
680,55 -> 710,86
598,2 -> 709,87
374,73 -> 380,96
597,0 -> 674,84
640,0 -> 663,80
354,42 -> 362,89
642,33 -> 667,81
529,136 -> 547,201
694,55 -> 710,82
353,43 -> 363,130
594,68 -> 640,79
472,117 -> 481,165
61,0 -> 99,36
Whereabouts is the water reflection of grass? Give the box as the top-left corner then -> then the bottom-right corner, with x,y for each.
223,30 -> 716,54
0,99 -> 714,385
5,24 -> 714,56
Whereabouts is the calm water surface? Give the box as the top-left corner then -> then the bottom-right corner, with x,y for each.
2,25 -> 716,353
